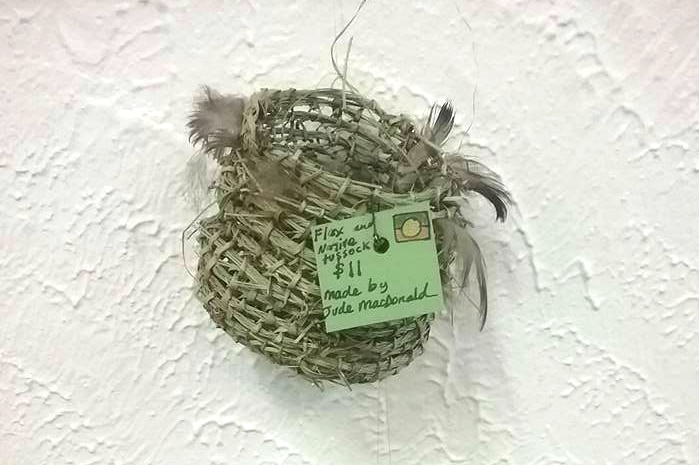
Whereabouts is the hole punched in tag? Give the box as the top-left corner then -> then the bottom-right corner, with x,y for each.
370,195 -> 390,254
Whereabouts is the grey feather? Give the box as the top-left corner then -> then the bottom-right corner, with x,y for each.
405,101 -> 455,169
188,86 -> 246,161
445,155 -> 510,221
429,101 -> 455,146
435,217 -> 489,330
249,158 -> 300,199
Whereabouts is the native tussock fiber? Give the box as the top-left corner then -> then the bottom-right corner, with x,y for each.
187,87 -> 509,386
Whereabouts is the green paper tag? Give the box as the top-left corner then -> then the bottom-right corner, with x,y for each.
312,201 -> 445,332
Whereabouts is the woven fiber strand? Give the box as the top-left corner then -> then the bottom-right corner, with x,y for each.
191,88 -> 508,385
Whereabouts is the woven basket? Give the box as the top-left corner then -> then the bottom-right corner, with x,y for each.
190,87 -> 508,386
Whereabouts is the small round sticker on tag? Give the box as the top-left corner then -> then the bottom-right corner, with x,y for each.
393,211 -> 431,242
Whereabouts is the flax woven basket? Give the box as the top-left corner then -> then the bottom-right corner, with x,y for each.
188,87 -> 508,386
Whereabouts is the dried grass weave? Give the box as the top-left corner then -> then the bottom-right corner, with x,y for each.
189,87 -> 508,386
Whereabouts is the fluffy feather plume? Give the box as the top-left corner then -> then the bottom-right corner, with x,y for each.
188,86 -> 246,161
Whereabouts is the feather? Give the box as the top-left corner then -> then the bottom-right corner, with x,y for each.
471,237 -> 489,330
444,154 -> 511,221
248,158 -> 299,199
429,101 -> 455,146
404,101 -> 455,169
435,217 -> 489,329
188,86 -> 246,160
465,175 -> 510,222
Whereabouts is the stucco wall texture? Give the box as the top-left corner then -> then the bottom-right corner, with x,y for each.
2,1 -> 698,464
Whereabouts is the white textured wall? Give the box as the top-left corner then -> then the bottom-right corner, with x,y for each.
2,1 -> 698,464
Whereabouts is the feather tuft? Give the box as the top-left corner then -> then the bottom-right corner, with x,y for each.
444,155 -> 511,221
188,86 -> 246,161
405,101 -> 455,169
435,217 -> 489,329
428,101 -> 455,147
